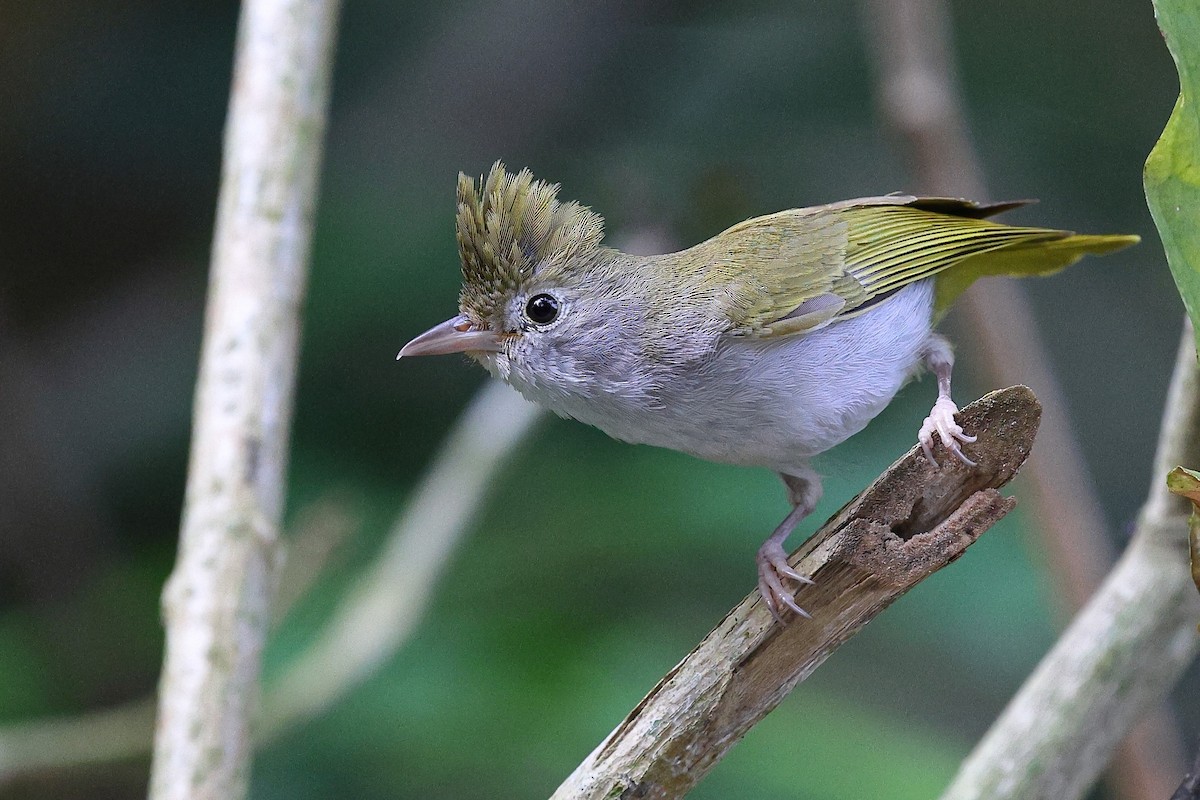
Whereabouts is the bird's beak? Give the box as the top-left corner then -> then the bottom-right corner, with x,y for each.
397,314 -> 504,358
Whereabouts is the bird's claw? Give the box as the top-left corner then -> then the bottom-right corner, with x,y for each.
918,396 -> 977,468
756,542 -> 813,624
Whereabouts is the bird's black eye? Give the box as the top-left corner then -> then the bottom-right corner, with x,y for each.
525,293 -> 559,325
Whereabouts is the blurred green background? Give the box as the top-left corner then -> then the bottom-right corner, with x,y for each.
0,1 -> 1192,798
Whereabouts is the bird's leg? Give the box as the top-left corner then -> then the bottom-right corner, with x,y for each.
756,467 -> 822,623
918,334 -> 977,467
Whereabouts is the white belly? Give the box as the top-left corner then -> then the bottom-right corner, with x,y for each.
544,281 -> 935,475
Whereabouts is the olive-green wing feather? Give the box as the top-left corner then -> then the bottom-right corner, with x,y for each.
701,195 -> 1137,337
685,204 -> 861,337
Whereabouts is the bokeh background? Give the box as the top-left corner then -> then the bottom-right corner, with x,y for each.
0,1 -> 1191,798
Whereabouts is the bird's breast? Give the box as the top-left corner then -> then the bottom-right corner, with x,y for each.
504,281 -> 936,475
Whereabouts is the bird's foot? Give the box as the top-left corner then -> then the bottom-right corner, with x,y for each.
918,396 -> 977,467
756,540 -> 814,623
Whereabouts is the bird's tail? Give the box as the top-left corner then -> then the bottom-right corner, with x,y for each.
933,231 -> 1140,314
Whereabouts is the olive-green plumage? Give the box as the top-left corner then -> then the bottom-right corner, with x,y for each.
454,161 -> 1138,336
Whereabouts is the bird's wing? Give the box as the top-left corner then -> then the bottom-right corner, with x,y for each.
705,195 -> 1069,338
839,197 -> 1135,323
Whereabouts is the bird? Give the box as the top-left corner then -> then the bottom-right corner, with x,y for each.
399,161 -> 1138,622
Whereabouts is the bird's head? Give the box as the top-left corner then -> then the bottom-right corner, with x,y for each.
400,162 -> 656,399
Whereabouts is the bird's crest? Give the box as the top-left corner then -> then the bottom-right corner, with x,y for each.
456,162 -> 605,320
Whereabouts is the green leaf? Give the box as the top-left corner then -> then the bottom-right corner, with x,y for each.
1145,0 -> 1200,349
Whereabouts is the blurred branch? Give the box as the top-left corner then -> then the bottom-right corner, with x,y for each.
260,380 -> 541,737
0,382 -> 540,785
552,387 -> 1039,800
859,0 -> 986,199
147,1 -> 340,798
0,698 -> 157,780
940,322 -> 1200,800
860,1 -> 1188,797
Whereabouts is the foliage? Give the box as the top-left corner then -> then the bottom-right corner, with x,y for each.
1148,0 -> 1200,605
1146,0 -> 1200,349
